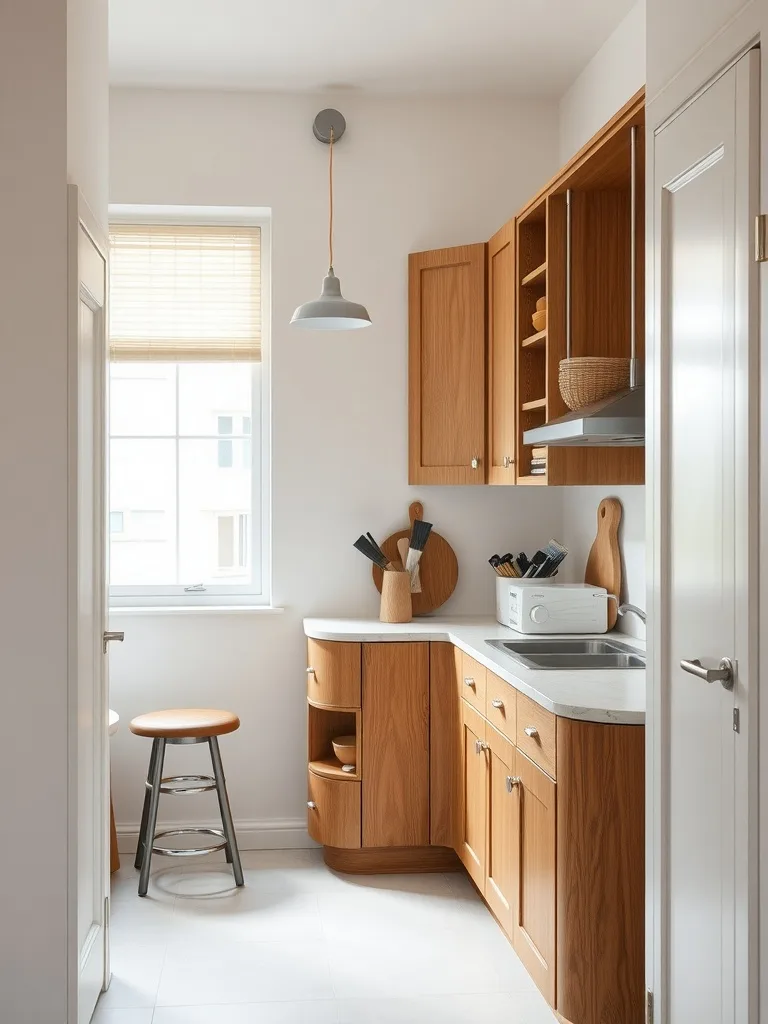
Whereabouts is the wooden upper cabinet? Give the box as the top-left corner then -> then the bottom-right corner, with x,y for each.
487,219 -> 517,485
408,244 -> 487,484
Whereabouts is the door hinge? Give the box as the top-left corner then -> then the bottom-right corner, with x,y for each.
733,707 -> 741,733
755,215 -> 768,262
645,989 -> 654,1024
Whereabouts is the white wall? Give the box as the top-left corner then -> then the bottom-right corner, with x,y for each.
67,0 -> 109,228
108,88 -> 561,843
0,0 -> 107,1017
558,0 -> 646,164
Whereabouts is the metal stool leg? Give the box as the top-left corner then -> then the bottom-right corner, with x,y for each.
209,736 -> 244,887
134,738 -> 160,870
138,738 -> 166,897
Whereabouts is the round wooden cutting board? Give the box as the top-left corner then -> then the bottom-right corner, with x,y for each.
372,501 -> 458,616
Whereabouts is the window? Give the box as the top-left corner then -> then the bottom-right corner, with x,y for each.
108,218 -> 269,605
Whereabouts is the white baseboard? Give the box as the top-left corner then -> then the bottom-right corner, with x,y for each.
116,817 -> 315,855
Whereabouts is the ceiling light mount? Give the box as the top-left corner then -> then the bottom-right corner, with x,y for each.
312,108 -> 346,145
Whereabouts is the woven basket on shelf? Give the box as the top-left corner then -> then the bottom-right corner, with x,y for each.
558,357 -> 630,411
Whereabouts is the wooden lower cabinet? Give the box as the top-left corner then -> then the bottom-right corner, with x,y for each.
485,725 -> 517,933
307,771 -> 361,849
458,699 -> 488,889
513,748 -> 557,1006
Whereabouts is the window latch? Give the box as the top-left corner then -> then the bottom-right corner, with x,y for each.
184,583 -> 207,593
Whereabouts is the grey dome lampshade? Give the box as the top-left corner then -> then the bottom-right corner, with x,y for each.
291,269 -> 371,330
291,108 -> 372,331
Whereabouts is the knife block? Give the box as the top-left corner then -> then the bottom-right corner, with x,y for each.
379,571 -> 412,623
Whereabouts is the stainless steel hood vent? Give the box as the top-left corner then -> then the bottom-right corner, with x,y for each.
523,385 -> 645,447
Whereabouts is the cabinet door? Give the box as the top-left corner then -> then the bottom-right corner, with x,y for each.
429,643 -> 462,849
307,772 -> 361,849
408,244 -> 487,485
487,219 -> 516,485
306,639 -> 361,708
513,749 -> 556,1006
362,643 -> 429,847
459,699 -> 488,889
485,725 -> 517,933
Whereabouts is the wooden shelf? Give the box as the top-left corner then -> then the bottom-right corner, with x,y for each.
522,398 -> 547,411
522,329 -> 546,349
309,756 -> 360,782
521,261 -> 547,287
518,474 -> 548,486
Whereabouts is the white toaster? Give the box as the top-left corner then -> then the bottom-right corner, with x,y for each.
495,578 -> 609,634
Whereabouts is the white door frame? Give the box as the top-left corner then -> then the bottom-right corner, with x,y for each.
645,7 -> 765,1022
67,184 -> 110,1022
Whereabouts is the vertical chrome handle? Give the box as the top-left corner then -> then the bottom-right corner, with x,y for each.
505,776 -> 522,793
524,726 -> 538,738
475,739 -> 489,755
491,699 -> 504,709
503,456 -> 513,468
471,457 -> 480,470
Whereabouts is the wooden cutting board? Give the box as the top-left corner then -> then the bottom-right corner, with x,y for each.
372,501 -> 458,616
584,497 -> 622,629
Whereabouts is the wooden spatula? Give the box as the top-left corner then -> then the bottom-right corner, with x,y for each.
584,497 -> 622,629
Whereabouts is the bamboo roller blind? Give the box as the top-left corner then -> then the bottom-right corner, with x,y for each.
109,224 -> 261,361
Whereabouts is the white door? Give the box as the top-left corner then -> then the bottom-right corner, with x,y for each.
68,186 -> 111,1024
650,51 -> 759,1023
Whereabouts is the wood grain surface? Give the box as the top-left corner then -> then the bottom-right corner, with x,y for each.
429,643 -> 462,850
306,639 -> 361,709
584,497 -> 623,628
516,691 -> 557,780
308,705 -> 361,781
362,643 -> 429,847
307,771 -> 361,849
460,650 -> 488,715
372,501 -> 458,615
485,725 -> 517,933
485,671 -> 517,744
556,719 -> 644,1024
323,845 -> 461,874
459,698 -> 488,890
487,218 -> 517,485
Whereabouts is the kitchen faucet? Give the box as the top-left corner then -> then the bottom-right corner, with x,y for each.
618,603 -> 646,625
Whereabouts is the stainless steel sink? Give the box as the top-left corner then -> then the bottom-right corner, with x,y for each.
486,637 -> 646,671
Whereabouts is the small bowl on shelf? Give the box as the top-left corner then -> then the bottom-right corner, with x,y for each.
535,296 -> 547,312
531,309 -> 547,333
332,735 -> 357,767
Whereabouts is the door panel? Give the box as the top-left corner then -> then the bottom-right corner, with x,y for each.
362,643 -> 429,847
485,725 -> 517,932
70,188 -> 109,1023
488,220 -> 516,484
408,244 -> 487,484
513,749 -> 556,1006
653,51 -> 758,1023
459,699 -> 488,888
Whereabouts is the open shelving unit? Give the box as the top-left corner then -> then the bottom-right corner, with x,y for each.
516,196 -> 549,483
308,701 -> 361,782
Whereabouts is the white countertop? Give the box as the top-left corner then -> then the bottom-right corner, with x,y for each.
303,616 -> 646,725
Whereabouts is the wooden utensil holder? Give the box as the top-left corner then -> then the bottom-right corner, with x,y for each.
379,571 -> 412,623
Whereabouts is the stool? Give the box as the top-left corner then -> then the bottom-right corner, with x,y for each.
130,708 -> 244,897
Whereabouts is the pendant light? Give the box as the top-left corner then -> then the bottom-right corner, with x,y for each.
291,109 -> 372,330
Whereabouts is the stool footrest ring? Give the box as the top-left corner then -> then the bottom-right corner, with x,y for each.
151,827 -> 228,857
149,774 -> 217,796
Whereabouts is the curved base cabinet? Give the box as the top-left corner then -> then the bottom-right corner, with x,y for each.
323,845 -> 460,875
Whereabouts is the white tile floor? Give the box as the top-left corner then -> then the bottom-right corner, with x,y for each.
95,849 -> 557,1024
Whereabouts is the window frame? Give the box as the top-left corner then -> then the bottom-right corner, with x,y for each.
107,206 -> 272,609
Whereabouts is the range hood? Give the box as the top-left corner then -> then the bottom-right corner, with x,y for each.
523,385 -> 645,447
525,124 -> 645,449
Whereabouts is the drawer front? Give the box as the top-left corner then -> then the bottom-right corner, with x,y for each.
460,651 -> 487,713
307,770 -> 361,849
516,692 -> 557,780
306,639 -> 361,708
485,671 -> 516,742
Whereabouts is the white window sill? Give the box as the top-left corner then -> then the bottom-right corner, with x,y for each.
109,605 -> 285,616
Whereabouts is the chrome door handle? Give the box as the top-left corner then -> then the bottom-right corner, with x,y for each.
524,726 -> 538,738
464,677 -> 476,689
491,699 -> 504,709
505,776 -> 522,792
475,739 -> 489,754
680,657 -> 735,691
103,631 -> 124,654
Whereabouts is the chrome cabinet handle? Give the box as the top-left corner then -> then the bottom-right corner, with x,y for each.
680,657 -> 735,691
471,457 -> 480,470
103,631 -> 124,654
306,667 -> 315,675
505,776 -> 522,793
524,726 -> 538,738
475,739 -> 489,754
307,801 -> 317,810
464,677 -> 476,689
503,456 -> 513,468
491,699 -> 504,709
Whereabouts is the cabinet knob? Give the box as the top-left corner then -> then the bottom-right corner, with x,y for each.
471,457 -> 480,470
524,726 -> 538,738
491,699 -> 504,709
306,667 -> 315,676
505,776 -> 522,793
503,456 -> 513,469
475,739 -> 489,754
464,677 -> 476,689
307,801 -> 317,810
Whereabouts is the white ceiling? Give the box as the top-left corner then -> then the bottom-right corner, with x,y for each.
109,0 -> 635,96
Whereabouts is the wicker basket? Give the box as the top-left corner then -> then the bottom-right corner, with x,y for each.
531,309 -> 547,332
559,357 -> 630,411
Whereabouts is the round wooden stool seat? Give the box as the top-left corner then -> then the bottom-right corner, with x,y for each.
130,708 -> 240,739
